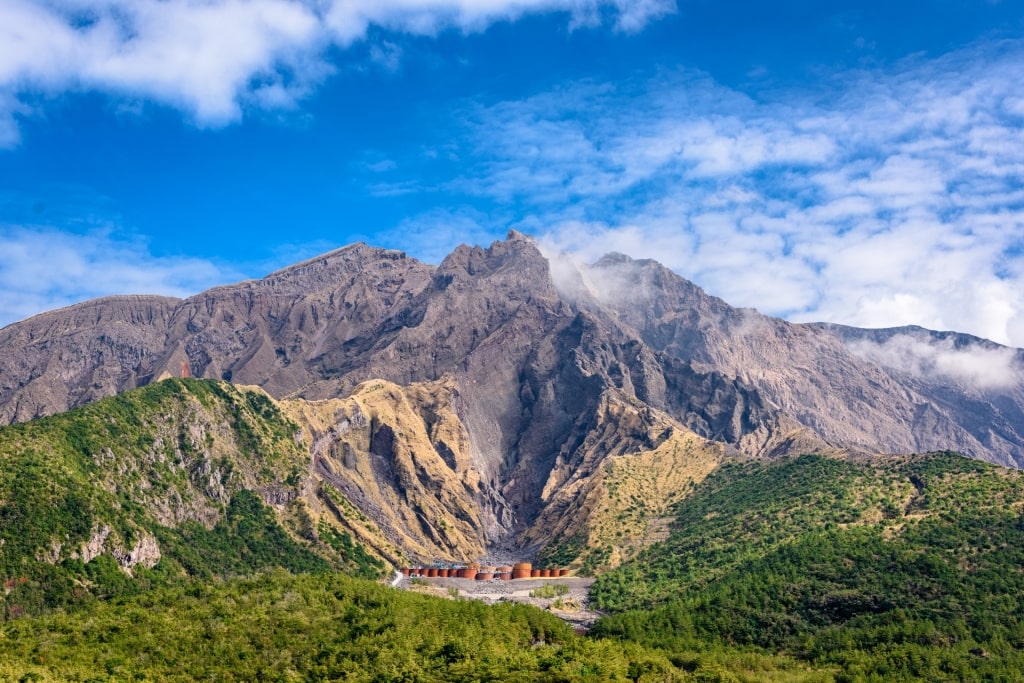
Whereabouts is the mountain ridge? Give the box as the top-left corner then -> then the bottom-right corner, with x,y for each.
1,231 -> 1021,475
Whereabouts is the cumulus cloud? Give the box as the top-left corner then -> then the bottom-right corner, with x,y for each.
0,0 -> 675,138
1,0 -> 330,125
0,225 -> 236,328
846,334 -> 1023,391
442,40 -> 1024,347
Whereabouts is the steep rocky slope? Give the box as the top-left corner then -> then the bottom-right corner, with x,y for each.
282,377 -> 736,566
0,295 -> 179,424
0,374 -> 728,577
284,378 -> 491,562
814,323 -> 1024,467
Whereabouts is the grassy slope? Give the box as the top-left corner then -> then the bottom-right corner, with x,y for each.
0,378 -> 383,618
591,453 -> 1024,680
532,395 -> 725,575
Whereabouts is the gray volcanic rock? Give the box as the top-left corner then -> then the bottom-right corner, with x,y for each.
0,231 -> 1021,477
0,295 -> 179,424
572,254 -> 1023,466
812,323 -> 1024,467
157,243 -> 435,395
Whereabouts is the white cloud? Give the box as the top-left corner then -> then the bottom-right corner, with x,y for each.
0,0 -> 675,139
0,225 -> 236,328
438,39 -> 1024,347
846,334 -> 1022,391
2,0 -> 329,125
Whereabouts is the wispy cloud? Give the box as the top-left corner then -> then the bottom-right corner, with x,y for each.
437,39 -> 1024,347
0,225 -> 236,328
0,0 -> 675,141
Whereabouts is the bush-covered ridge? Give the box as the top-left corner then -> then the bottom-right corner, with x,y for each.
0,378 -> 384,618
590,452 -> 1024,680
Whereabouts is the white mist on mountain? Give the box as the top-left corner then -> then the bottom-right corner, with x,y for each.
847,334 -> 1021,391
538,240 -> 662,310
537,242 -> 595,304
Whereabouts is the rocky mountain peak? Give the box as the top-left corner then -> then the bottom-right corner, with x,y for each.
435,230 -> 557,301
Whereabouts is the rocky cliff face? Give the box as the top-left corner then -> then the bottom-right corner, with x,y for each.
0,295 -> 179,424
1,232 -> 1022,564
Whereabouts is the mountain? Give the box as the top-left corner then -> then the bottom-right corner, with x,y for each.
4,233 -> 1019,467
0,231 -> 1022,567
812,322 -> 1024,464
575,253 -> 1024,466
3,250 -> 1024,679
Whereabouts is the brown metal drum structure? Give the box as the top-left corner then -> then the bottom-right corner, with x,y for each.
475,572 -> 494,581
511,570 -> 531,580
530,569 -> 540,577
540,569 -> 551,577
557,569 -> 569,577
400,568 -> 411,576
426,568 -> 438,577
513,562 -> 531,572
497,572 -> 512,580
438,569 -> 450,578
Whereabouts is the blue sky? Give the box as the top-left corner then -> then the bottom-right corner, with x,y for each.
1,1 -> 1023,347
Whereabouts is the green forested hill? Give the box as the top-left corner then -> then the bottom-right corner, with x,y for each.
0,378 -> 383,618
590,453 -> 1024,680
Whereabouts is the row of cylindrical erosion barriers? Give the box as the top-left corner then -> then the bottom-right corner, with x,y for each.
400,562 -> 570,581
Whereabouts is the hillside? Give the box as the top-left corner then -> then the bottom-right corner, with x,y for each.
3,443 -> 1023,680
0,373 -> 722,584
590,452 -> 1024,679
0,378 -> 388,617
2,378 -> 1023,679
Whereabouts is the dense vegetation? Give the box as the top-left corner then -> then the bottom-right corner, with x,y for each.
0,379 -> 382,619
590,453 -> 1024,680
0,570 -> 810,682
